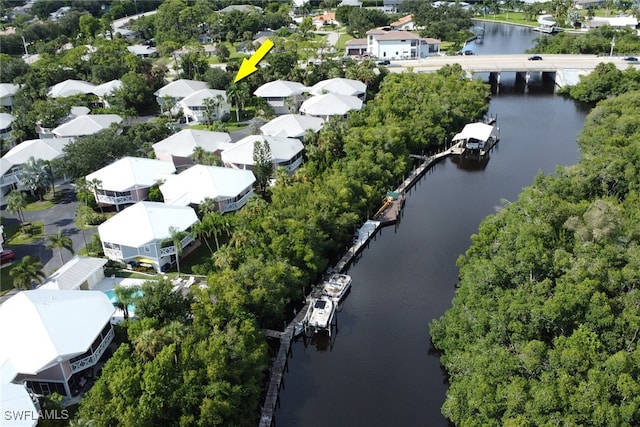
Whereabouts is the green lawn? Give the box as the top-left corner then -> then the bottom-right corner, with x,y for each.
23,191 -> 66,212
4,221 -> 44,245
473,12 -> 538,27
335,33 -> 354,53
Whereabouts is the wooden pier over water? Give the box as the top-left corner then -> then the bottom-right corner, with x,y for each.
257,141 -> 469,427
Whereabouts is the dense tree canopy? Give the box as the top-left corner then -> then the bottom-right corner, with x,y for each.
530,26 -> 640,55
562,62 -> 640,103
431,91 -> 640,425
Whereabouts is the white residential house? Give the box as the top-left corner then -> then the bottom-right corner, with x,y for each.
260,114 -> 325,139
153,79 -> 210,112
345,38 -> 368,57
47,79 -> 97,98
0,113 -> 14,142
39,256 -> 108,291
1,380 -> 39,427
0,290 -> 115,399
299,93 -> 363,120
586,16 -> 638,28
221,135 -> 305,174
160,165 -> 256,213
51,114 -> 122,139
339,0 -> 362,6
49,6 -> 71,21
92,80 -> 122,108
309,78 -> 367,100
152,129 -> 232,169
390,14 -> 416,30
98,201 -> 199,273
126,45 -> 158,58
0,138 -> 72,194
366,28 -> 441,59
254,80 -> 309,115
0,83 -> 20,110
219,5 -> 263,13
174,89 -> 230,123
86,156 -> 176,211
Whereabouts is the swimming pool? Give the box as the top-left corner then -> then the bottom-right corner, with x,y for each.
104,288 -> 143,314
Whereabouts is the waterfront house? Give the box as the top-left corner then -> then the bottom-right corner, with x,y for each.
260,114 -> 325,139
98,201 -> 199,272
85,157 -> 176,211
160,164 -> 256,213
366,28 -> 440,59
0,83 -> 20,110
0,290 -> 115,399
153,79 -> 209,113
152,129 -> 232,169
309,78 -> 367,100
174,89 -> 230,123
47,79 -> 96,98
221,135 -> 305,174
51,114 -> 122,139
299,93 -> 363,120
254,80 -> 309,115
39,256 -> 108,291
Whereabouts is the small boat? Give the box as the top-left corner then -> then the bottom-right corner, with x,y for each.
322,273 -> 352,303
303,296 -> 336,334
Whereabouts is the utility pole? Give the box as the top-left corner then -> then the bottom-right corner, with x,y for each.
610,36 -> 615,57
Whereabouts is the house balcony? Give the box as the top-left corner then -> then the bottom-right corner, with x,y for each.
159,234 -> 195,257
96,193 -> 133,205
70,327 -> 114,374
0,172 -> 19,187
220,191 -> 253,213
104,247 -> 123,259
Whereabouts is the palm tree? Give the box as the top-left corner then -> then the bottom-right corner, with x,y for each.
168,226 -> 184,277
114,285 -> 140,321
226,82 -> 250,123
10,255 -> 46,290
6,189 -> 27,225
20,157 -> 52,200
202,96 -> 219,126
87,178 -> 103,213
46,229 -> 74,267
74,205 -> 90,256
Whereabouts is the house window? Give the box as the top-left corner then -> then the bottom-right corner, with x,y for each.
144,245 -> 151,253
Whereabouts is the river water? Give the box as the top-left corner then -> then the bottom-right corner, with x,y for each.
277,22 -> 590,426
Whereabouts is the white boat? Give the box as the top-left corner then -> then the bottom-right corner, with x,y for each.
303,296 -> 335,334
322,273 -> 352,303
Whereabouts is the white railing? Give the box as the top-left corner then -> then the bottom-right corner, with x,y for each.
0,172 -> 19,187
96,194 -> 133,205
70,327 -> 114,373
103,247 -> 123,259
221,191 -> 252,213
281,157 -> 303,173
159,235 -> 194,257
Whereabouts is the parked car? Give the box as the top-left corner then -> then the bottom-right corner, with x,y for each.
528,55 -> 543,61
377,60 -> 391,66
0,249 -> 15,265
624,56 -> 638,62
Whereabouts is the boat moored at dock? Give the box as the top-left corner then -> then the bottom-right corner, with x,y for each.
451,120 -> 500,159
321,273 -> 352,303
302,296 -> 336,336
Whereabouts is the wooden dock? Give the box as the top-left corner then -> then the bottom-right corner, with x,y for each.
334,220 -> 381,273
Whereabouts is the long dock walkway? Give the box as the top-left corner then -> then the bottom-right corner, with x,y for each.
257,142 -> 465,427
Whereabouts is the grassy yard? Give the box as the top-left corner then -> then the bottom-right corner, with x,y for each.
23,191 -> 66,212
4,221 -> 44,245
473,12 -> 538,27
335,33 -> 354,53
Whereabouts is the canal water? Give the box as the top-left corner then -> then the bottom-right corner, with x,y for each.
277,23 -> 590,426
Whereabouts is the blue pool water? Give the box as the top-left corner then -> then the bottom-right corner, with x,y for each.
104,288 -> 143,314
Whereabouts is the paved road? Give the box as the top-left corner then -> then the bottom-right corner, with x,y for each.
1,181 -> 98,277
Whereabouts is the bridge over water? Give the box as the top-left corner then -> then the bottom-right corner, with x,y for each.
389,54 -> 639,88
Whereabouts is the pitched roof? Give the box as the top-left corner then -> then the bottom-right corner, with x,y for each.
260,114 -> 325,138
39,256 -> 108,290
92,79 -> 122,97
47,79 -> 97,98
219,4 -> 263,13
345,38 -> 367,46
299,93 -> 363,116
221,135 -> 304,166
51,114 -> 122,138
86,156 -> 176,192
254,80 -> 308,98
452,122 -> 495,142
153,79 -> 209,98
152,129 -> 232,158
0,290 -> 115,376
98,201 -> 199,247
160,165 -> 256,206
309,78 -> 366,97
391,14 -> 413,26
1,383 -> 38,426
0,83 -> 20,98
1,138 -> 71,166
179,89 -> 227,107
375,30 -> 421,41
